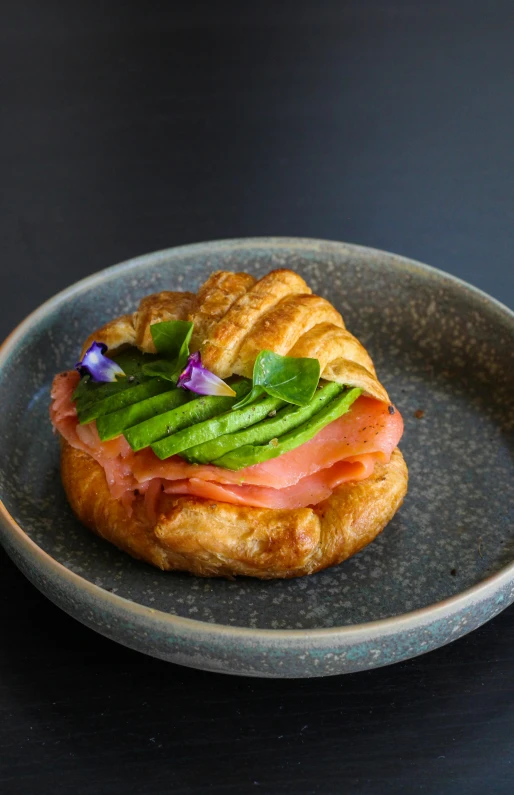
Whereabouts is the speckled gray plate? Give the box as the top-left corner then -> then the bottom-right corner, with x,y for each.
1,238 -> 514,678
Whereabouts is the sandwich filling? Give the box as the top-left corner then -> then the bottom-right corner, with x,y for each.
50,353 -> 403,517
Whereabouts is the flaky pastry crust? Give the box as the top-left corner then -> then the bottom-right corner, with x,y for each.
67,268 -> 408,577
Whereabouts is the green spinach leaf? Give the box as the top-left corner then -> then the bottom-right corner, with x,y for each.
142,320 -> 194,382
232,350 -> 320,410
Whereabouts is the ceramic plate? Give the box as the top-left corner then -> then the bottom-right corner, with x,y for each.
1,238 -> 513,678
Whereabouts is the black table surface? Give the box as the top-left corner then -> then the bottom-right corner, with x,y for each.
2,2 -> 514,793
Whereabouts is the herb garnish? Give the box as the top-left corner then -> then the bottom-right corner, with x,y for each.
232,349 -> 320,410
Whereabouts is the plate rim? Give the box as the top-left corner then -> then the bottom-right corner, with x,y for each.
1,499 -> 514,643
1,236 -> 514,644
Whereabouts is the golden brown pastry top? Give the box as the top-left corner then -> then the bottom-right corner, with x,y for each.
81,269 -> 389,403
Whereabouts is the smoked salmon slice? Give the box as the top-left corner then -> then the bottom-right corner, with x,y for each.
162,455 -> 378,509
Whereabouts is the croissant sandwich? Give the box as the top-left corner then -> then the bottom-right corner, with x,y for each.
50,269 -> 408,579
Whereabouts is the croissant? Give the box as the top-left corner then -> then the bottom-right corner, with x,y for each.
53,269 -> 408,579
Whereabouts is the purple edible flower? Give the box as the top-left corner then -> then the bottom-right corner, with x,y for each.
76,341 -> 125,383
177,351 -> 236,397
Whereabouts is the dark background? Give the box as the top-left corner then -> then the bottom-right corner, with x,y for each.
1,2 -> 514,793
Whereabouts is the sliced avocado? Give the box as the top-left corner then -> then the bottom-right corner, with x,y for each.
78,379 -> 175,425
182,380 -> 343,464
150,394 -> 286,460
124,378 -> 251,452
73,373 -> 137,410
96,388 -> 192,441
213,387 -> 362,470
